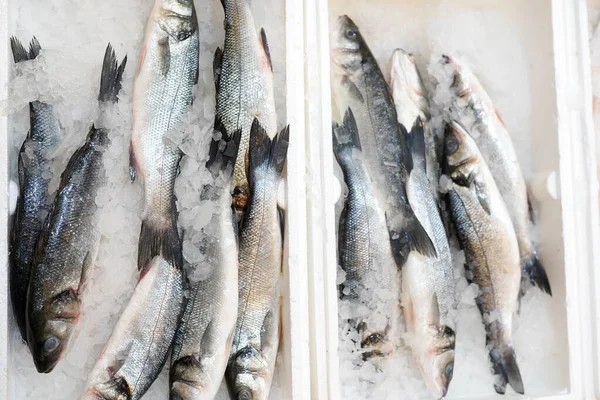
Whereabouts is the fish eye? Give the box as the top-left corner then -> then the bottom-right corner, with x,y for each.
445,137 -> 458,154
345,29 -> 357,40
237,388 -> 252,400
445,362 -> 454,380
43,337 -> 60,354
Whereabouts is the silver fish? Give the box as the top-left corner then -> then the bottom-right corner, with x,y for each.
81,255 -> 184,400
226,120 -> 288,400
26,44 -> 126,373
330,16 -> 435,268
129,0 -> 199,272
445,121 -> 524,395
333,108 -> 399,358
9,36 -> 62,342
170,131 -> 241,400
210,0 -> 277,214
442,55 -> 550,296
391,49 -> 457,398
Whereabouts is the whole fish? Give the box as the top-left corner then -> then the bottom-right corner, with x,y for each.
390,49 -> 457,398
210,0 -> 277,214
401,120 -> 456,399
442,55 -> 551,296
333,108 -> 399,358
330,15 -> 435,267
26,44 -> 126,373
9,36 -> 62,342
130,0 -> 199,271
170,131 -> 241,400
226,120 -> 288,400
81,255 -> 184,400
445,121 -> 524,395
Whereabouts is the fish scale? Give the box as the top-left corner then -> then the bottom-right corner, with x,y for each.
212,0 -> 277,214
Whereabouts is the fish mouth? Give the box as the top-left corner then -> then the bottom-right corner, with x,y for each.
170,380 -> 203,400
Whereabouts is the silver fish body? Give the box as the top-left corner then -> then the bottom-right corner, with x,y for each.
330,16 -> 435,267
130,0 -> 199,271
81,255 -> 184,400
391,49 -> 457,398
26,45 -> 126,373
445,121 -> 524,395
443,55 -> 550,295
226,120 -> 288,400
9,37 -> 61,342
333,108 -> 399,357
170,134 -> 240,400
212,0 -> 277,213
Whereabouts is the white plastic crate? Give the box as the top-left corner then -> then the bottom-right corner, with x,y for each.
1,0 -> 600,399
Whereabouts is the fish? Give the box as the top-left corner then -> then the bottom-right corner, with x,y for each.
9,36 -> 62,342
444,121 -> 524,395
130,0 -> 199,272
81,255 -> 184,400
442,55 -> 551,296
390,50 -> 457,397
330,15 -> 436,268
333,108 -> 400,359
390,48 -> 441,191
170,130 -> 241,400
401,119 -> 457,399
25,44 -> 126,373
226,120 -> 289,400
210,0 -> 277,215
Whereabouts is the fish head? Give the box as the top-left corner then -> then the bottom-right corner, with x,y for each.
330,15 -> 365,75
27,289 -> 80,373
157,0 -> 198,42
419,324 -> 456,398
441,54 -> 483,100
444,121 -> 480,187
390,49 -> 428,128
227,346 -> 271,400
170,355 -> 204,399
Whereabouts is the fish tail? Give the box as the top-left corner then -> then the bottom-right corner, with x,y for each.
11,36 -> 41,63
206,116 -> 242,177
332,107 -> 361,159
138,213 -> 182,272
98,43 -> 127,103
521,252 -> 552,296
248,118 -> 289,181
405,117 -> 426,170
489,342 -> 525,395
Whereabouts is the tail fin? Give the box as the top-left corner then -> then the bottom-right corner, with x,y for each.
98,43 -> 127,103
138,215 -> 182,273
490,344 -> 525,395
11,36 -> 41,63
521,252 -> 552,296
248,119 -> 290,181
332,108 -> 361,162
405,117 -> 426,170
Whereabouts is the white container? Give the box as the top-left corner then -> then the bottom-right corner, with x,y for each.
303,0 -> 600,399
1,0 -> 600,399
